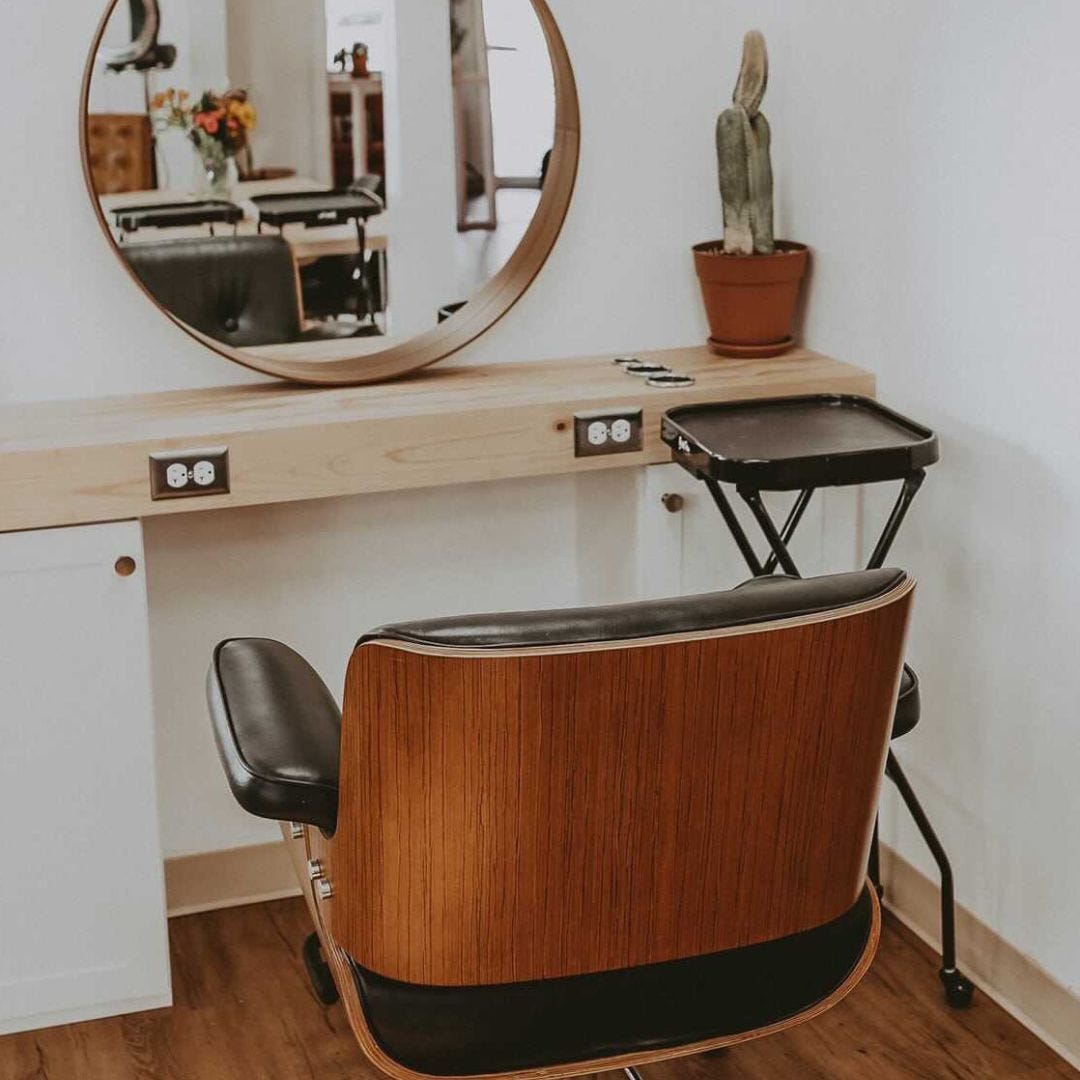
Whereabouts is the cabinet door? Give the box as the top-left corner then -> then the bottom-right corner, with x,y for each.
0,522 -> 170,1034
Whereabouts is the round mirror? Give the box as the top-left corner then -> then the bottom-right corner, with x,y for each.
82,0 -> 578,385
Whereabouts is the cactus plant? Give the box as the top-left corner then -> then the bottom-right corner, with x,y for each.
716,31 -> 774,256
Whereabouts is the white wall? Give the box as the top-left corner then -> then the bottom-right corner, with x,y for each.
3,0 -> 1080,999
226,0 -> 331,183
381,0 -> 459,337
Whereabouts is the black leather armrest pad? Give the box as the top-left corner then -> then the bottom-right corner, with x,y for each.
207,639 -> 341,833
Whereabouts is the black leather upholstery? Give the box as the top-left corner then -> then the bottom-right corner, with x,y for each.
207,639 -> 341,833
123,236 -> 364,348
364,568 -> 906,650
352,886 -> 874,1076
894,664 -> 920,739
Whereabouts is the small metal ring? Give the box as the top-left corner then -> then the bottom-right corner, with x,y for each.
624,363 -> 670,377
646,373 -> 696,388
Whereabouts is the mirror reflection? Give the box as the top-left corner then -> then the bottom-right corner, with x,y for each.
85,0 -> 556,363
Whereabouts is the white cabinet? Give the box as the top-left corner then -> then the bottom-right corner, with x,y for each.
0,522 -> 170,1034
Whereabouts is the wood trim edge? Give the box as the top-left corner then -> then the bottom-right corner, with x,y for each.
164,840 -> 300,918
880,844 -> 1080,1071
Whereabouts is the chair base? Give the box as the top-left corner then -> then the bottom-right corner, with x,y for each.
304,932 -> 340,1006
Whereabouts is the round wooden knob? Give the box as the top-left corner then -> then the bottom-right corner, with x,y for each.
661,493 -> 685,514
114,556 -> 137,577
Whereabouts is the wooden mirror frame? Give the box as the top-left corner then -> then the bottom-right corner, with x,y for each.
81,0 -> 580,387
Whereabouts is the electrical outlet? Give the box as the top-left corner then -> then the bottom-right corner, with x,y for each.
149,447 -> 230,500
573,409 -> 644,458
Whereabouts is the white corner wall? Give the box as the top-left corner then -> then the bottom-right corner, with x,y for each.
3,0 -> 1079,1004
768,1 -> 1080,1000
226,0 -> 331,183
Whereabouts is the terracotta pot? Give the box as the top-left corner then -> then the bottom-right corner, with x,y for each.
692,240 -> 809,358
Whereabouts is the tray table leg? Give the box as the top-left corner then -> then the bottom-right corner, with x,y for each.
762,489 -> 815,575
739,487 -> 802,577
866,470 -> 925,569
704,478 -> 763,577
885,750 -> 975,1008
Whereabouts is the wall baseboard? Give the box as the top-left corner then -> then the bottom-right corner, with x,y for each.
164,841 -> 300,918
880,844 -> 1080,1070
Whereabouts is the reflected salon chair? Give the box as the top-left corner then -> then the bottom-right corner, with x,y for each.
300,174 -> 388,327
123,235 -> 369,349
208,569 -> 913,1079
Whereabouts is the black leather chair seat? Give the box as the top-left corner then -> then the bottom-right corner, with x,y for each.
351,887 -> 874,1076
893,664 -> 920,739
207,639 -> 341,833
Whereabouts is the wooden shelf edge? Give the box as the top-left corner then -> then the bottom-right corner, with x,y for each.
0,348 -> 875,534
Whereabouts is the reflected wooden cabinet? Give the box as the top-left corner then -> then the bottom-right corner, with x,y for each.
0,522 -> 170,1034
328,73 -> 385,187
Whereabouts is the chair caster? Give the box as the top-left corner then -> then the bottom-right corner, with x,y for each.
940,968 -> 974,1008
303,932 -> 340,1005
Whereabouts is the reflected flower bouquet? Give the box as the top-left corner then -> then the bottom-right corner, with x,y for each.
152,88 -> 257,194
152,87 -> 257,157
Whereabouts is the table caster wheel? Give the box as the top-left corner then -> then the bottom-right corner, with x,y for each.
303,932 -> 340,1005
940,968 -> 974,1008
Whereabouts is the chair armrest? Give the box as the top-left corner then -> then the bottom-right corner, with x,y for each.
207,639 -> 341,833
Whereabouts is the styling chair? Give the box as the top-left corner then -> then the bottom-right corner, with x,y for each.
208,568 -> 913,1079
123,235 -> 368,349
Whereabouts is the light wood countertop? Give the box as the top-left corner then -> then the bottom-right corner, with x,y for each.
0,347 -> 874,533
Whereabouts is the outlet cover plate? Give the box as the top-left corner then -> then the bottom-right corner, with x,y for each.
149,447 -> 230,500
573,408 -> 644,458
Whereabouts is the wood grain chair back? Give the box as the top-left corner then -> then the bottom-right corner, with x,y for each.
328,569 -> 913,991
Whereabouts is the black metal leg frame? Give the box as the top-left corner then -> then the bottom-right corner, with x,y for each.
704,470 -> 973,1007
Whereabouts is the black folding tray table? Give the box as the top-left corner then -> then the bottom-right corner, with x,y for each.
251,190 -> 383,231
663,394 -> 939,576
112,199 -> 243,237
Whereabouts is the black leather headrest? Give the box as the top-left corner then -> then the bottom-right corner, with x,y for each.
363,568 -> 907,651
123,235 -> 302,348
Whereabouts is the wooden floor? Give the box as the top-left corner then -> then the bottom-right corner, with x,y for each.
2,899 -> 1075,1080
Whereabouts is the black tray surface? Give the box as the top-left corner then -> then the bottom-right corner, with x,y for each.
662,394 -> 939,490
251,190 -> 382,226
113,200 -> 243,231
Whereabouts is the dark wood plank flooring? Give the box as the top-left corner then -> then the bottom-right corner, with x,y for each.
1,899 -> 1075,1079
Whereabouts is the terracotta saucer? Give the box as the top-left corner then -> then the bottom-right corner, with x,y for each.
707,336 -> 795,359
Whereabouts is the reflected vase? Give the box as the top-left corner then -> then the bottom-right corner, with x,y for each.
194,144 -> 237,201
